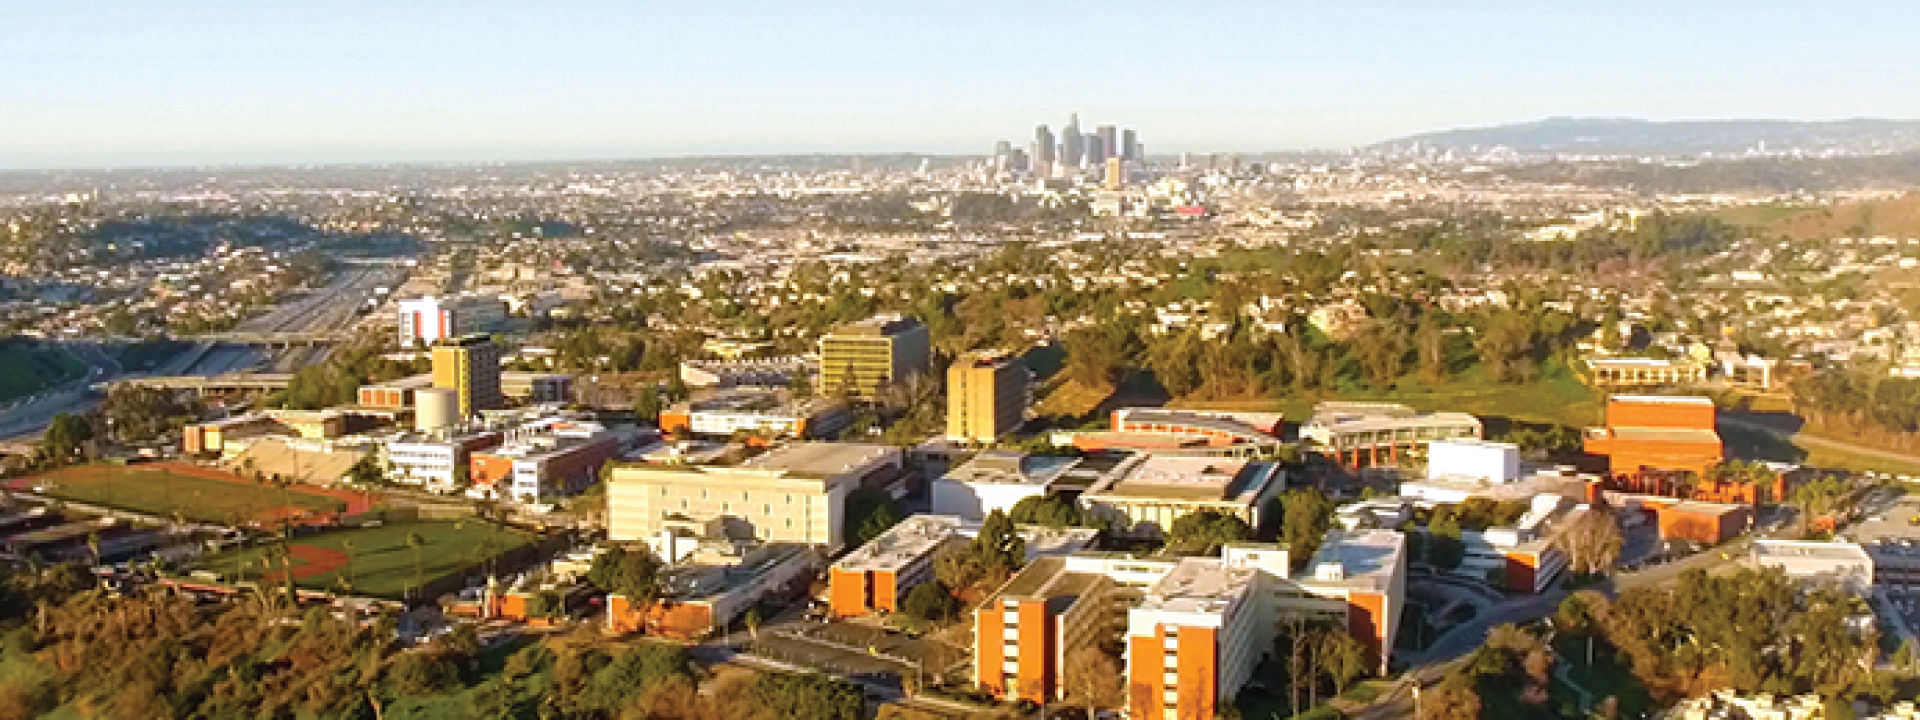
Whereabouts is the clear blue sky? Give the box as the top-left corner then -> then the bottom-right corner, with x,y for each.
4,0 -> 1918,168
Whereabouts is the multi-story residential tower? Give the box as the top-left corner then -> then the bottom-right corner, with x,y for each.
431,334 -> 503,419
818,314 -> 930,399
946,350 -> 1029,443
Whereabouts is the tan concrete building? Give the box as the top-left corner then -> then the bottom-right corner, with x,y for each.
946,351 -> 1030,443
607,443 -> 903,551
432,335 -> 503,419
819,314 -> 930,399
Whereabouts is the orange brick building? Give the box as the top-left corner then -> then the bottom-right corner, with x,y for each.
1585,395 -> 1724,477
606,543 -> 819,639
973,557 -> 1121,704
971,534 -> 1406,719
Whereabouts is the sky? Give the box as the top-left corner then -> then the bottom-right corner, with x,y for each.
3,0 -> 1920,168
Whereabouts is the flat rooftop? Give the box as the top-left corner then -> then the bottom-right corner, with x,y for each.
1589,357 -> 1698,368
832,514 -> 1099,573
1753,539 -> 1871,564
993,556 -> 1105,602
1087,454 -> 1281,503
1309,411 -> 1481,435
1137,557 -> 1259,615
942,450 -> 1081,487
1603,427 -> 1722,445
832,515 -> 963,573
826,314 -> 922,338
741,442 -> 895,479
1298,529 -> 1405,592
1116,408 -> 1281,439
661,543 -> 817,601
1609,394 -> 1714,406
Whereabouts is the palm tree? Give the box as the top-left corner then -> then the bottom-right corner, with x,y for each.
406,531 -> 427,600
84,531 -> 101,580
342,538 -> 358,593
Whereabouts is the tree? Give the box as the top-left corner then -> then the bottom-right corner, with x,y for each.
843,487 -> 900,548
586,545 -> 665,607
1280,487 -> 1337,563
739,671 -> 864,720
744,606 -> 763,640
632,385 -> 664,423
1415,318 -> 1450,382
405,531 -> 427,598
1061,328 -> 1120,389
1553,505 -> 1624,576
346,453 -> 384,486
1008,494 -> 1084,528
1896,638 -> 1916,675
972,509 -> 1026,578
1166,510 -> 1253,555
900,581 -> 957,624
1323,629 -> 1372,694
40,413 -> 92,465
1063,645 -> 1126,712
1427,511 -> 1465,571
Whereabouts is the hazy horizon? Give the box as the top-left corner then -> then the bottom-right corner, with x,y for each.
6,1 -> 1920,169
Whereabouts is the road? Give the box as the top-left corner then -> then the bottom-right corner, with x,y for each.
1353,540 -> 1757,719
0,342 -> 120,443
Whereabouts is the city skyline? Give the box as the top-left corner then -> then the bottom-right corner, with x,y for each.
6,1 -> 1920,169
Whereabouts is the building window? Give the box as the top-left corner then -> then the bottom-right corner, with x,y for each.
701,488 -> 709,499
763,504 -> 771,516
680,499 -> 689,510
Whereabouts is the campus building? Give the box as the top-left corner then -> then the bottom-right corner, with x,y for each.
657,389 -> 851,440
930,450 -> 1082,521
1584,395 -> 1724,477
607,443 -> 903,551
969,532 -> 1409,717
678,357 -> 812,390
397,295 -> 508,346
1302,402 -> 1481,469
607,542 -> 822,639
1082,454 -> 1286,537
1124,534 -> 1407,719
946,350 -> 1031,443
468,418 -> 619,502
1752,539 -> 1874,596
1585,356 -> 1708,389
432,335 -> 504,419
829,513 -> 1098,618
383,429 -> 503,489
818,314 -> 931,398
1061,408 -> 1284,457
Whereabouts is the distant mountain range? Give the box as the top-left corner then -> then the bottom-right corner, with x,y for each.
1369,117 -> 1920,158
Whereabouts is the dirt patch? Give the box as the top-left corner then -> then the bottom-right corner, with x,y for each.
260,544 -> 350,582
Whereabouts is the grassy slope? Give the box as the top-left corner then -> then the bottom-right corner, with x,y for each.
1716,194 -> 1920,241
1176,360 -> 1603,430
0,344 -> 85,403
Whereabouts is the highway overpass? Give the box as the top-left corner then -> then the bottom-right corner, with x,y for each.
109,373 -> 294,392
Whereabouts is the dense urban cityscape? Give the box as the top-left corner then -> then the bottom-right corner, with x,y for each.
9,3 -> 1920,719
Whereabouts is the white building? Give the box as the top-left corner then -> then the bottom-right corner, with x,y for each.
1753,539 -> 1875,596
1426,438 -> 1521,484
397,295 -> 509,346
930,450 -> 1082,521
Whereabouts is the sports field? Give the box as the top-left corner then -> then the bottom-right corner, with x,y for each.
10,463 -> 366,527
201,520 -> 536,599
